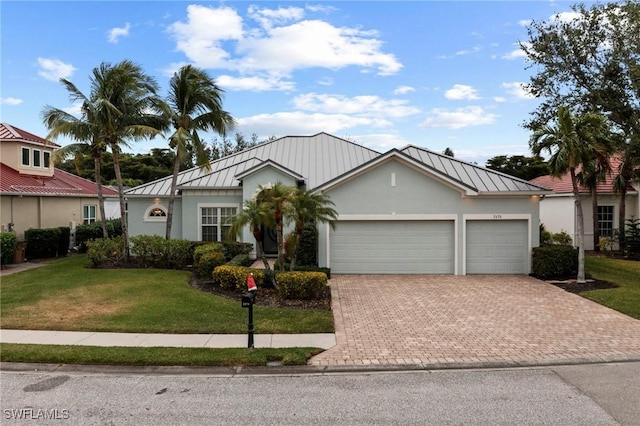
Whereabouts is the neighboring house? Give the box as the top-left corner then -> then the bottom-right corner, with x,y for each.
530,159 -> 640,251
126,133 -> 549,275
0,123 -> 119,240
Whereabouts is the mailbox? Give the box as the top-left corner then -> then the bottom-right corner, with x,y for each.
241,292 -> 255,308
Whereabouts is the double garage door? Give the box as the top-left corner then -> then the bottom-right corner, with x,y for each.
329,220 -> 528,275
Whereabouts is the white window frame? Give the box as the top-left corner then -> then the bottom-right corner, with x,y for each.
597,205 -> 615,237
43,151 -> 51,168
33,149 -> 41,167
197,203 -> 239,242
83,204 -> 97,224
143,203 -> 168,222
21,147 -> 30,166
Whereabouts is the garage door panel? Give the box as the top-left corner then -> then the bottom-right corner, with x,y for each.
466,220 -> 528,274
330,221 -> 454,274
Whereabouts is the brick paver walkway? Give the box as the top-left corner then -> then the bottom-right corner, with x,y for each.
309,275 -> 640,367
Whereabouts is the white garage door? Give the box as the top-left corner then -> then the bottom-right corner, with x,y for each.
329,221 -> 454,274
466,220 -> 528,274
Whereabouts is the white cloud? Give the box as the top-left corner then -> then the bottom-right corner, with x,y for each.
317,77 -> 334,86
445,84 -> 481,100
420,106 -> 498,129
518,19 -> 532,27
305,4 -> 338,14
217,74 -> 295,91
393,85 -> 415,95
553,11 -> 581,23
502,42 -> 529,60
107,22 -> 131,44
493,96 -> 507,103
501,82 -> 535,100
293,93 -> 420,118
167,4 -> 402,80
37,58 -> 77,82
352,133 -> 410,151
63,102 -> 84,116
0,97 -> 23,105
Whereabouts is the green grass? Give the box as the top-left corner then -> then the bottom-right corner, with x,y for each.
585,256 -> 640,319
0,255 -> 334,334
0,343 -> 322,366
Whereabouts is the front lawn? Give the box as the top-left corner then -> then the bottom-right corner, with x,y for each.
585,256 -> 640,319
0,255 -> 334,334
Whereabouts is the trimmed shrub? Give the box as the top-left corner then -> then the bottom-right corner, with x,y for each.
296,224 -> 318,266
130,235 -> 194,269
276,271 -> 327,300
532,246 -> 578,279
222,241 -> 253,259
193,243 -> 224,264
212,265 -> 265,292
75,218 -> 122,252
86,236 -> 127,268
196,251 -> 227,278
0,232 -> 17,265
165,239 -> 194,269
57,227 -> 70,257
292,265 -> 331,279
25,228 -> 61,259
227,254 -> 252,267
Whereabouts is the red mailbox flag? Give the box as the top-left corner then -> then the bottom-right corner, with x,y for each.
247,273 -> 257,292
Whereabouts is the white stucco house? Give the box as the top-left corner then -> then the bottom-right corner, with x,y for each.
125,133 -> 550,275
530,159 -> 640,251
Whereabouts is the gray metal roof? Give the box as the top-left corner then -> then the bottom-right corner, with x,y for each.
400,145 -> 551,194
125,133 -> 380,196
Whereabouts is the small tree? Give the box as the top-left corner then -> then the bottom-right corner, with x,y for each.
228,199 -> 272,271
255,182 -> 295,271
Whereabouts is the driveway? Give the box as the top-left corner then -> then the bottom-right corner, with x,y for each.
309,275 -> 640,367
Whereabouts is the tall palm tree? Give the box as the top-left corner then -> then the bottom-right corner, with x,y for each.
228,199 -> 272,270
530,106 -> 609,283
42,80 -> 109,238
164,65 -> 235,239
256,182 -> 295,271
287,189 -> 338,270
90,61 -> 165,258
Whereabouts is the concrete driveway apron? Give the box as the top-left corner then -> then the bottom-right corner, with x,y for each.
309,275 -> 640,367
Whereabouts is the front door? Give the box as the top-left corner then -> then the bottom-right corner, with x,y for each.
262,225 -> 278,255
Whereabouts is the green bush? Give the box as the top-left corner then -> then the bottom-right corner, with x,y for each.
130,235 -> 194,269
296,224 -> 318,266
291,265 -> 331,279
25,228 -> 62,259
532,245 -> 578,279
75,218 -> 122,252
57,227 -> 70,257
86,236 -> 127,268
212,265 -> 265,292
196,251 -> 227,278
193,243 -> 224,264
623,217 -> 640,259
0,232 -> 17,265
227,254 -> 252,267
551,230 -> 572,246
276,271 -> 327,300
222,241 -> 253,259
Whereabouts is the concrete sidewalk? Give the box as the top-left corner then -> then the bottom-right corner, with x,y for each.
0,329 -> 336,349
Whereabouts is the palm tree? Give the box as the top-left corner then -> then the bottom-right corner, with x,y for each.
228,199 -> 272,270
530,106 -> 609,283
42,80 -> 109,238
256,182 -> 295,271
612,144 -> 640,253
90,61 -> 165,258
287,189 -> 338,270
164,65 -> 235,239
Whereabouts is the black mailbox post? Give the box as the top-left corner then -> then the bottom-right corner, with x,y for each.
241,290 -> 256,348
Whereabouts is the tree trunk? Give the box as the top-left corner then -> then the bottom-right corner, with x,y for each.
275,206 -> 285,271
592,186 -> 600,252
111,148 -> 129,262
289,224 -> 303,271
252,228 -> 271,271
570,168 -> 586,284
165,150 -> 181,240
94,156 -> 108,238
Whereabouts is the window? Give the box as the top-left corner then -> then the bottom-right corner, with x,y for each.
44,152 -> 51,168
33,149 -> 41,167
200,206 -> 237,242
149,207 -> 166,217
21,147 -> 30,166
83,205 -> 97,224
598,205 -> 614,237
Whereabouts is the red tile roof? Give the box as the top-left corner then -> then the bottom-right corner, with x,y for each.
0,163 -> 118,197
0,123 -> 61,148
530,156 -> 636,194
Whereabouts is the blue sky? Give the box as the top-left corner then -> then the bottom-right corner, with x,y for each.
1,1 -> 592,164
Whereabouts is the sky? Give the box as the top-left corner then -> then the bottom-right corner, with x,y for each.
0,0 -> 595,165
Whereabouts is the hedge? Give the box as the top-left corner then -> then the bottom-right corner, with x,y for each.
212,265 -> 266,292
0,232 -> 17,265
25,228 -> 62,259
276,271 -> 327,300
531,245 -> 578,280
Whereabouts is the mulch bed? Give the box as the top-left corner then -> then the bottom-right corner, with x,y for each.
190,276 -> 332,310
547,276 -> 618,294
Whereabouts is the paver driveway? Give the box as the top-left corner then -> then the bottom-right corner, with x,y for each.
309,275 -> 640,367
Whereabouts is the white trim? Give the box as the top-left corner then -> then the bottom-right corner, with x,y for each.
462,214 -> 532,275
20,146 -> 30,166
196,203 -> 240,241
143,203 -> 169,222
326,214 -> 459,274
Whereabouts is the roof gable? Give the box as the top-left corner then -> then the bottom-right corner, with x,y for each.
0,123 -> 61,148
235,159 -> 306,183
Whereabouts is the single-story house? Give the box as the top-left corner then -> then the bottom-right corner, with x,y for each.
0,123 -> 119,241
126,133 -> 549,275
530,159 -> 640,251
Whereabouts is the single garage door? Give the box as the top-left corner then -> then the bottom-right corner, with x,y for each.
330,221 -> 454,274
466,220 -> 528,274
